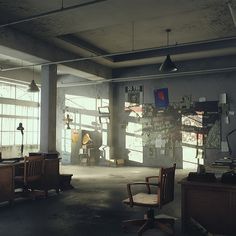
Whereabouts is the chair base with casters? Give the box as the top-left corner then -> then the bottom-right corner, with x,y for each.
122,208 -> 175,236
122,164 -> 176,236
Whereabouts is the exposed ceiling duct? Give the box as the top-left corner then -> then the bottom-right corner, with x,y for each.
0,0 -> 108,29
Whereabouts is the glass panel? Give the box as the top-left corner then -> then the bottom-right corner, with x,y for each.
2,131 -> 14,145
81,114 -> 96,126
2,118 -> 15,131
2,104 -> 15,115
102,131 -> 107,145
101,98 -> 109,107
15,131 -> 22,145
0,83 -> 15,99
65,95 -> 96,111
16,85 -> 40,102
26,132 -> 33,144
126,122 -> 142,135
32,132 -> 38,144
0,80 -> 40,149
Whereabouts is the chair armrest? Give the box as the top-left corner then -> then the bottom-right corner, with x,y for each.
145,176 -> 159,193
126,182 -> 159,207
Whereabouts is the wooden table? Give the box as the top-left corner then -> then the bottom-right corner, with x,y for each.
179,178 -> 236,235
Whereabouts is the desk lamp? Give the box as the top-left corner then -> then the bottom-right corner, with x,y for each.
17,122 -> 24,156
226,128 -> 236,157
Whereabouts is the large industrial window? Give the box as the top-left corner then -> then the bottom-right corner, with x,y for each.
61,94 -> 109,163
0,80 -> 40,157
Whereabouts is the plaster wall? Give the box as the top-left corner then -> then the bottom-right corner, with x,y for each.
114,70 -> 236,168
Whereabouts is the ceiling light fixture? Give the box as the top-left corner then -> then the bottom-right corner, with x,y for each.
159,29 -> 178,72
27,66 -> 39,92
27,80 -> 39,92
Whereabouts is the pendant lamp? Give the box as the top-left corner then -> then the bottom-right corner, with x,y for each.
27,66 -> 39,92
159,29 -> 178,72
27,80 -> 39,92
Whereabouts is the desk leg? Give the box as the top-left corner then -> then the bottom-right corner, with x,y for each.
181,185 -> 187,233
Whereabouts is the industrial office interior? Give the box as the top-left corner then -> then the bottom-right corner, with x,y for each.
0,0 -> 236,235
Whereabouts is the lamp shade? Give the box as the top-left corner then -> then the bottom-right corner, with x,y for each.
17,122 -> 24,131
159,54 -> 178,72
27,80 -> 39,92
17,122 -> 24,135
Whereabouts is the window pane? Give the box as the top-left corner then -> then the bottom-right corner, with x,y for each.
16,86 -> 39,102
15,131 -> 22,145
81,114 -> 95,126
2,131 -> 14,145
2,118 -> 15,131
2,104 -> 15,115
0,83 -> 15,99
0,80 -> 40,151
26,132 -> 33,144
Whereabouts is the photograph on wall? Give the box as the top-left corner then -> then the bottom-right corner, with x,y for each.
124,85 -> 143,113
154,88 -> 169,109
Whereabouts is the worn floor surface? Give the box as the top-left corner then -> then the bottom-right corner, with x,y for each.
0,166 -> 194,236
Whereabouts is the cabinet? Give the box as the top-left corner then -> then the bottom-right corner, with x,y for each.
41,158 -> 60,195
180,178 -> 236,235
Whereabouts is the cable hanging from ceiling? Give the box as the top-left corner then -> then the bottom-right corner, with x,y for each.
159,29 -> 178,72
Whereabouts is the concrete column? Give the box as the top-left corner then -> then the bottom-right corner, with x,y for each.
109,82 -> 118,159
40,64 -> 57,153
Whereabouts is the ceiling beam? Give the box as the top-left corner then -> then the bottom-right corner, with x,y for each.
112,54 -> 236,79
0,27 -> 111,79
58,34 -> 113,62
112,37 -> 236,62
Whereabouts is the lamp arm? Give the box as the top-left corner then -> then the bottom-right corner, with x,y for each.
226,128 -> 236,155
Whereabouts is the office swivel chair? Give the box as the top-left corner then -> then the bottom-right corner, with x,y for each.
122,164 -> 176,236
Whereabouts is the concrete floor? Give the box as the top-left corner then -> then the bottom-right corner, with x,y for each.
0,166 -> 193,236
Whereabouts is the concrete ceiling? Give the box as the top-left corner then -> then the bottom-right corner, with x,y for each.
0,0 -> 236,81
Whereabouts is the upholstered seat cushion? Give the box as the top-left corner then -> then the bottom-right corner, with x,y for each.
123,193 -> 159,206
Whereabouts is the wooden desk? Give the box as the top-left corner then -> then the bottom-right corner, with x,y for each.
0,158 -> 60,204
0,164 -> 15,204
180,178 -> 236,235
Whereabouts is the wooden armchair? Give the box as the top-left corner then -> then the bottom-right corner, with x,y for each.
122,164 -> 176,236
14,155 -> 45,198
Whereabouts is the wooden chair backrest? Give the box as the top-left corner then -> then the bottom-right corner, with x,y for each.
24,156 -> 44,184
157,163 -> 176,208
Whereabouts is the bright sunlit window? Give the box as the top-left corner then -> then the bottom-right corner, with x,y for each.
126,122 -> 143,163
62,94 -> 109,160
0,80 -> 40,157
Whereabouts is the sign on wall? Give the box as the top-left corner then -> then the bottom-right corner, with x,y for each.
125,85 -> 143,111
